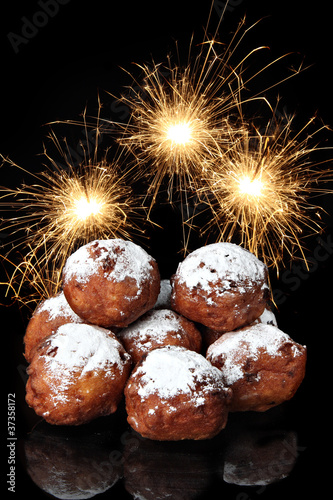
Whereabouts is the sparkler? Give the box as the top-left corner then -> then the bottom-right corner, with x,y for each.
199,114 -> 333,272
1,2 -> 332,311
1,246 -> 60,310
0,117 -> 142,306
114,17 -> 301,216
116,58 -> 234,210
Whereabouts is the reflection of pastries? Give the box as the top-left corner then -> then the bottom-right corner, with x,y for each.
125,346 -> 231,440
171,243 -> 269,333
24,291 -> 83,363
118,309 -> 202,363
62,239 -> 160,328
223,429 -> 298,486
123,430 -> 212,500
206,323 -> 306,412
24,422 -> 121,499
26,323 -> 132,425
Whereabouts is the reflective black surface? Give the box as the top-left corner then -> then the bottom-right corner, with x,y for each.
21,407 -> 302,499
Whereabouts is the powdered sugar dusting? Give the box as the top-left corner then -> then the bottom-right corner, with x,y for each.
175,243 -> 267,294
207,323 -> 305,385
134,346 -> 225,404
37,292 -> 83,323
153,279 -> 172,309
42,323 -> 129,399
258,308 -> 277,326
63,239 -> 154,286
120,309 -> 186,349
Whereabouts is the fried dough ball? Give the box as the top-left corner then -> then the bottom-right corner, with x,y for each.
62,239 -> 160,328
201,306 -> 278,351
118,309 -> 202,364
26,323 -> 132,425
24,291 -> 83,363
125,346 -> 231,441
171,242 -> 269,333
206,323 -> 306,412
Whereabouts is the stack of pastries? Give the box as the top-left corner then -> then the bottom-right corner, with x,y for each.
24,239 -> 307,440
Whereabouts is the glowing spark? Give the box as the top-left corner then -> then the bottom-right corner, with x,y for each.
238,176 -> 264,197
166,122 -> 192,145
117,60 -> 235,201
0,116 -> 142,305
200,115 -> 333,272
73,196 -> 102,220
1,247 -> 61,310
113,17 -> 301,217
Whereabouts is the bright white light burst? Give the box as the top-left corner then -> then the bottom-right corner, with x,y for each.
166,122 -> 192,145
238,176 -> 264,197
73,196 -> 103,220
200,116 -> 333,271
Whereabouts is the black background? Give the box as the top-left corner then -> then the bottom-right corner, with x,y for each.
1,1 -> 332,499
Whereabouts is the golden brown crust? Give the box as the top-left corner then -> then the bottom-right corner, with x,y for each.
206,323 -> 307,412
171,277 -> 269,333
171,243 -> 269,332
125,346 -> 231,440
25,324 -> 132,425
199,324 -> 225,351
62,239 -> 161,328
24,292 -> 83,363
200,307 -> 278,351
118,309 -> 202,364
125,388 -> 229,441
63,269 -> 160,328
